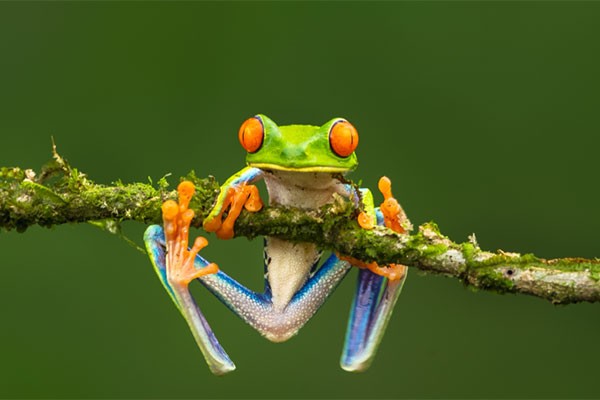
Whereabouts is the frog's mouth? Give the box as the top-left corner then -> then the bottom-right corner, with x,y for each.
248,162 -> 352,173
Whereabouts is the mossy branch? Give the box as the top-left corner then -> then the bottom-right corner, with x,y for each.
1,149 -> 599,305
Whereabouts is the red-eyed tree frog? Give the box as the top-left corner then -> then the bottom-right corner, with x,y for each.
144,115 -> 412,375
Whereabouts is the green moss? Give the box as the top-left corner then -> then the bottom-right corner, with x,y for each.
461,242 -> 477,263
465,249 -> 600,277
470,254 -> 509,268
182,171 -> 220,222
472,267 -> 515,293
0,167 -> 25,181
421,221 -> 442,235
424,243 -> 449,257
21,180 -> 66,205
546,258 -> 600,274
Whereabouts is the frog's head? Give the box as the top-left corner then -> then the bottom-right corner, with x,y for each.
238,114 -> 359,172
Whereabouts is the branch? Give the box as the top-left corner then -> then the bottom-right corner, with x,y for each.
1,149 -> 599,305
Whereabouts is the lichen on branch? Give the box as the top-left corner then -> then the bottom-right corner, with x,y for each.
1,148 -> 599,305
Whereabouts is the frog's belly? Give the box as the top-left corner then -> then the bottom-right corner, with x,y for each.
263,171 -> 345,310
265,237 -> 319,311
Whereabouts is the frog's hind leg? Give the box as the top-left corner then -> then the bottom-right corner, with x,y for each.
341,265 -> 407,372
144,182 -> 235,376
340,177 -> 410,372
145,225 -> 235,375
150,229 -> 351,344
199,252 -> 351,343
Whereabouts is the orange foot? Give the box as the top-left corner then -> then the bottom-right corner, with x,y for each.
162,181 -> 219,287
348,176 -> 410,280
338,255 -> 407,281
378,176 -> 409,234
357,177 -> 410,232
203,183 -> 263,240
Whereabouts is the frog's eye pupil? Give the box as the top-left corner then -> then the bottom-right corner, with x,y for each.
329,120 -> 358,158
239,117 -> 264,153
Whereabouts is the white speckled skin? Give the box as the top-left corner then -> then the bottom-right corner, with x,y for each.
263,170 -> 348,310
201,257 -> 349,342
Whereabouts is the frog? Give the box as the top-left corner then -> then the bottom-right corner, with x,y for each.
144,114 -> 412,375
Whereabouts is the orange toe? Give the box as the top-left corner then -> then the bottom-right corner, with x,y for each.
338,254 -> 406,281
377,176 -> 407,234
178,181 -> 195,198
358,211 -> 374,230
162,200 -> 179,221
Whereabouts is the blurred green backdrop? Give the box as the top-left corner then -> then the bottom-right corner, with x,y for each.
1,2 -> 599,398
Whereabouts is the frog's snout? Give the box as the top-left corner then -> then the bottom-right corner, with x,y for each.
280,146 -> 306,161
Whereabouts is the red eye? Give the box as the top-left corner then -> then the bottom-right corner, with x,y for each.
238,117 -> 264,153
329,120 -> 358,157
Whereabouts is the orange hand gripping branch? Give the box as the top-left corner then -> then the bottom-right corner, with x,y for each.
203,183 -> 263,240
162,181 -> 219,287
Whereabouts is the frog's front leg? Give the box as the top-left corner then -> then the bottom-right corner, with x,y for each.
144,182 -> 235,375
203,166 -> 264,240
340,177 -> 411,372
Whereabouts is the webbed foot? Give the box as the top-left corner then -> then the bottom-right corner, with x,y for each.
203,183 -> 263,240
163,181 -> 219,286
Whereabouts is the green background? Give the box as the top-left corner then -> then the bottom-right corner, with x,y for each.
1,2 -> 599,398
